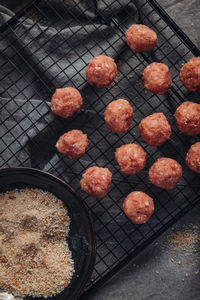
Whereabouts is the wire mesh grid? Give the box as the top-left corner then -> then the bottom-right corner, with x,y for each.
0,0 -> 200,297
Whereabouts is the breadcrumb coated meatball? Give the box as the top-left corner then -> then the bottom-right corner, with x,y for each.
149,158 -> 182,189
186,142 -> 200,174
86,55 -> 117,87
56,130 -> 88,160
125,24 -> 158,52
115,144 -> 146,174
179,57 -> 200,91
143,63 -> 172,94
104,99 -> 133,133
139,112 -> 171,146
51,87 -> 82,118
174,101 -> 200,136
123,191 -> 154,224
80,166 -> 112,198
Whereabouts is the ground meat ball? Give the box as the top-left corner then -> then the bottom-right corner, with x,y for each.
186,142 -> 200,174
143,63 -> 172,94
56,130 -> 88,160
86,55 -> 117,87
125,24 -> 158,52
179,57 -> 200,91
123,191 -> 154,224
139,112 -> 171,146
80,166 -> 112,198
104,99 -> 133,133
51,87 -> 82,118
149,158 -> 182,189
174,101 -> 200,136
115,144 -> 146,174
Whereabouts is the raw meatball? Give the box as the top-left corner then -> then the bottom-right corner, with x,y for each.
123,191 -> 154,224
186,142 -> 200,173
104,99 -> 133,133
139,112 -> 171,146
56,130 -> 88,160
149,158 -> 182,189
143,63 -> 172,94
125,24 -> 157,52
174,101 -> 200,136
51,87 -> 82,118
80,166 -> 112,198
115,144 -> 146,174
86,55 -> 117,87
179,57 -> 200,91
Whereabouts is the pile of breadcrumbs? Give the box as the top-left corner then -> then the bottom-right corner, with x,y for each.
0,188 -> 74,298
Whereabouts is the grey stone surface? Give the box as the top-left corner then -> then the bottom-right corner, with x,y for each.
84,204 -> 200,300
157,0 -> 200,49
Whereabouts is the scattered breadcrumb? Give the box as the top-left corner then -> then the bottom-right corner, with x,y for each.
167,227 -> 199,254
163,224 -> 200,276
0,188 -> 74,298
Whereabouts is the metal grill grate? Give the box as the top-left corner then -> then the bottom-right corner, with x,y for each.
0,0 -> 200,297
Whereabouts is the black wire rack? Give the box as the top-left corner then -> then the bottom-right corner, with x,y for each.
0,0 -> 200,298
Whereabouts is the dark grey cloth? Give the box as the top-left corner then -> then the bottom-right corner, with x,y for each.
0,0 -> 138,175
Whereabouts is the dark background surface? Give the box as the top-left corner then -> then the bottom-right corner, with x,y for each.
0,1 -> 199,299
84,2 -> 200,299
84,1 -> 200,299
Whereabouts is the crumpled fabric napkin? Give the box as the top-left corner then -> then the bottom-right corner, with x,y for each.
0,0 -> 138,178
